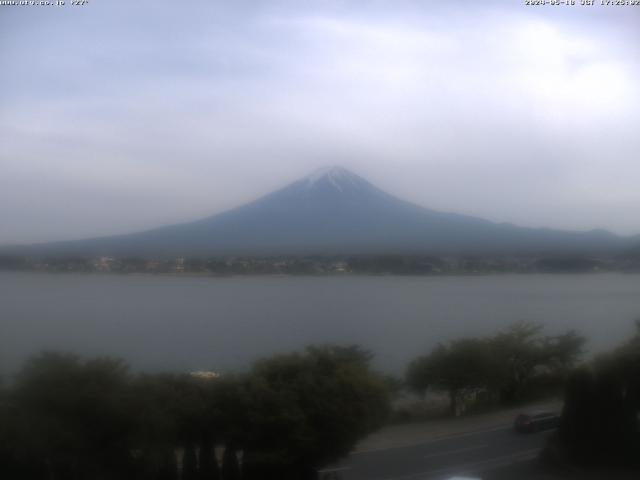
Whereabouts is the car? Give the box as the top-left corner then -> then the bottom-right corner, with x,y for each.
514,411 -> 561,433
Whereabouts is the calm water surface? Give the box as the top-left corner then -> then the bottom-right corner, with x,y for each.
1,272 -> 640,376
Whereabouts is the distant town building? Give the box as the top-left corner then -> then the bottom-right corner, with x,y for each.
95,257 -> 114,272
145,260 -> 160,272
174,257 -> 185,273
189,370 -> 220,380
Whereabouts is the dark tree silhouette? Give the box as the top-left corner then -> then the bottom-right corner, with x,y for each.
11,352 -> 135,480
407,322 -> 585,413
221,445 -> 241,480
556,322 -> 640,467
240,345 -> 390,478
198,436 -> 220,480
183,443 -> 198,480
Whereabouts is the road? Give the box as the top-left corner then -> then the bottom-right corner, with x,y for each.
320,424 -> 553,480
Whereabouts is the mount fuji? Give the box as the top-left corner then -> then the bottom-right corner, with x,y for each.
8,166 -> 635,257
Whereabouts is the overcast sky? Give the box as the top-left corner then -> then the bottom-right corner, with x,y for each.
1,0 -> 639,244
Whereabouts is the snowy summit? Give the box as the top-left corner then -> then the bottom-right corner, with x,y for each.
304,166 -> 365,192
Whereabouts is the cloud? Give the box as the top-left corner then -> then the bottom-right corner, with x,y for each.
1,0 -> 639,243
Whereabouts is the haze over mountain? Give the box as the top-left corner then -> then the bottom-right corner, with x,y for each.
6,166 -> 638,258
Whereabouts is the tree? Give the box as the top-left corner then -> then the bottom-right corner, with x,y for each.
406,322 -> 586,412
558,353 -> 639,464
406,339 -> 496,415
2,346 -> 389,480
490,322 -> 585,402
490,322 -> 547,402
183,443 -> 198,480
11,352 -> 135,480
129,373 -> 210,480
221,445 -> 241,480
198,436 -> 220,480
549,322 -> 640,467
542,330 -> 586,373
560,368 -> 594,444
241,345 -> 390,479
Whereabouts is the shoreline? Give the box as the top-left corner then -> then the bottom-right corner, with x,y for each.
1,269 -> 639,278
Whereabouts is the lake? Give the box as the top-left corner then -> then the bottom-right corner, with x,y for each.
1,272 -> 639,377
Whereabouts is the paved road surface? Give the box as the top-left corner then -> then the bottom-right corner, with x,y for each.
320,425 -> 553,480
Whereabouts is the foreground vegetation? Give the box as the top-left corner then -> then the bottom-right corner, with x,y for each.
407,321 -> 640,468
2,321 -> 639,478
0,346 -> 390,480
549,322 -> 640,468
406,322 -> 585,415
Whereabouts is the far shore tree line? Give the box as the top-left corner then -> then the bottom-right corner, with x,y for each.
2,253 -> 640,276
1,321 -> 639,478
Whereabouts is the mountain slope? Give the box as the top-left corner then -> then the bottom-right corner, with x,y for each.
7,166 -> 636,257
